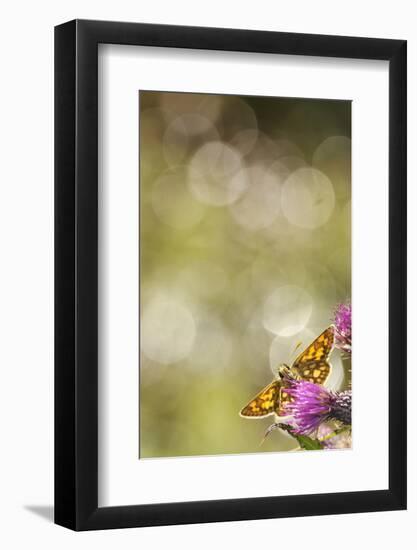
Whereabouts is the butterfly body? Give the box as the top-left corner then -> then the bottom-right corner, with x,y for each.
239,326 -> 335,419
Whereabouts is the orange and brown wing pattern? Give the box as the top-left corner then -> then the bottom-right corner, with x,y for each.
291,326 -> 334,385
239,380 -> 281,418
296,359 -> 331,385
292,326 -> 334,366
276,386 -> 294,416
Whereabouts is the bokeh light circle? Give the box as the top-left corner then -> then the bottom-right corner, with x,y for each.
141,295 -> 196,364
281,167 -> 335,229
220,97 -> 258,141
151,167 -> 205,229
163,114 -> 220,167
188,141 -> 248,206
229,165 -> 282,231
263,285 -> 313,337
160,92 -> 223,124
313,136 -> 351,202
313,136 -> 351,174
230,128 -> 259,156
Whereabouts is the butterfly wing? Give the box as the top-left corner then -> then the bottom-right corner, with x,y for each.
292,326 -> 334,385
276,386 -> 294,416
296,359 -> 331,385
239,380 -> 281,418
240,327 -> 335,418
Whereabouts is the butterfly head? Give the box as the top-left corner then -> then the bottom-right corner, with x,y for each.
276,364 -> 292,379
271,363 -> 296,381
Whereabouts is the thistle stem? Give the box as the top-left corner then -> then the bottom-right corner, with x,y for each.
318,425 -> 351,442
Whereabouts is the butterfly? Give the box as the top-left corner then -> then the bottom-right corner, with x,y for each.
239,326 -> 335,418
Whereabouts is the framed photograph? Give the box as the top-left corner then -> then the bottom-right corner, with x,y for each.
55,19 -> 407,530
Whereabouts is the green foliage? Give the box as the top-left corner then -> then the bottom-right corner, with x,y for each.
293,434 -> 324,450
278,424 -> 324,450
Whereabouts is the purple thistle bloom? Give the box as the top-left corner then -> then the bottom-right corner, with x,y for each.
333,302 -> 351,355
283,378 -> 351,436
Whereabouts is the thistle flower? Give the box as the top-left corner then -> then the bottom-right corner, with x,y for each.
283,378 -> 351,436
333,302 -> 351,355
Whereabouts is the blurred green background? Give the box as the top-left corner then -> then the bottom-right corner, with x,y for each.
139,91 -> 351,458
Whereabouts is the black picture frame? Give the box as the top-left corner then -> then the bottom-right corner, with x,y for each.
55,19 -> 407,531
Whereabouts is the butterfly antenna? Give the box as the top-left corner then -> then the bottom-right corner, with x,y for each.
259,423 -> 280,446
292,340 -> 303,356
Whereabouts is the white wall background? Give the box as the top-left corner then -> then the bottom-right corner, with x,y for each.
0,1 -> 414,548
